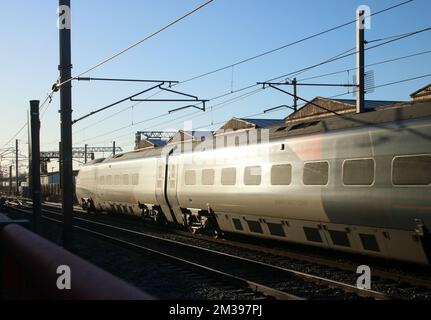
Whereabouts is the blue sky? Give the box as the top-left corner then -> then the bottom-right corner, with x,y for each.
0,0 -> 430,168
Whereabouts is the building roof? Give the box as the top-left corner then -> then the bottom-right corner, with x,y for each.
41,170 -> 80,177
134,138 -> 168,151
216,117 -> 284,135
330,98 -> 401,110
239,118 -> 285,128
284,97 -> 402,123
148,139 -> 167,147
274,99 -> 431,140
410,83 -> 431,98
167,130 -> 213,144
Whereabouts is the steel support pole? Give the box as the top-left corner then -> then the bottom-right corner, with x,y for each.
356,10 -> 365,114
59,141 -> 63,190
135,132 -> 141,150
113,141 -> 116,156
84,144 -> 88,164
15,139 -> 19,195
59,0 -> 73,250
30,100 -> 41,232
8,166 -> 12,196
27,111 -> 31,198
292,78 -> 298,112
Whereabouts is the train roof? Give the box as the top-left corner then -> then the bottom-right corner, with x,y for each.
84,100 -> 431,166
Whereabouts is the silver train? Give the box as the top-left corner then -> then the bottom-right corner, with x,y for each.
76,101 -> 431,265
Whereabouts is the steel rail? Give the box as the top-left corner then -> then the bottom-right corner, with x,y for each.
6,203 -> 392,300
7,205 -> 301,300
37,201 -> 431,289
6,199 -> 431,290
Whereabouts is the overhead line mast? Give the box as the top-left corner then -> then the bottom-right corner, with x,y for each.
59,0 -> 74,250
15,139 -> 19,195
356,9 -> 366,114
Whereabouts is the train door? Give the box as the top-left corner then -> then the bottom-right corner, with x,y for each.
166,156 -> 184,225
95,168 -> 105,210
155,150 -> 183,224
89,167 -> 97,202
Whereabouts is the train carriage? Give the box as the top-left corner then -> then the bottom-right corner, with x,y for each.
76,100 -> 431,264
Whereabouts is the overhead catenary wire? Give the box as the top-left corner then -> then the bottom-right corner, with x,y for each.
1,0 -> 415,155
335,73 -> 431,96
0,92 -> 55,157
154,72 -> 431,133
35,0 -> 420,152
266,26 -> 431,83
298,49 -> 431,82
17,1 -> 213,150
68,84 -> 260,144
71,44 -> 358,142
81,88 -> 266,146
50,84 -> 261,147
73,87 -> 265,145
71,0 -> 416,136
73,45 -> 431,140
117,0 -> 415,105
38,1 -> 213,150
193,73 -> 431,131
72,25 -> 431,146
366,29 -> 427,44
76,70 -> 431,147
176,0 -> 415,86
209,73 -> 429,127
54,0 -> 214,90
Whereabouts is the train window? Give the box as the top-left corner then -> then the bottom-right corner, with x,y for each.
232,218 -> 243,231
114,175 -> 120,185
393,155 -> 431,186
343,159 -> 375,186
359,234 -> 380,252
271,164 -> 292,185
202,169 -> 215,186
185,170 -> 196,186
244,166 -> 262,186
247,220 -> 263,234
303,227 -> 323,243
303,162 -> 329,186
329,230 -> 350,247
132,174 -> 139,186
106,175 -> 112,185
221,168 -> 237,186
267,223 -> 285,237
123,174 -> 129,185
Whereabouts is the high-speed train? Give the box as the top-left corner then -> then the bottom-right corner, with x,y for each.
76,100 -> 431,265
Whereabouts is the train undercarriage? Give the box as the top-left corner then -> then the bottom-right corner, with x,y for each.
82,199 -> 222,237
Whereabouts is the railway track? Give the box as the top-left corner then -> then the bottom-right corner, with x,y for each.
3,200 -> 399,300
35,201 -> 431,298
